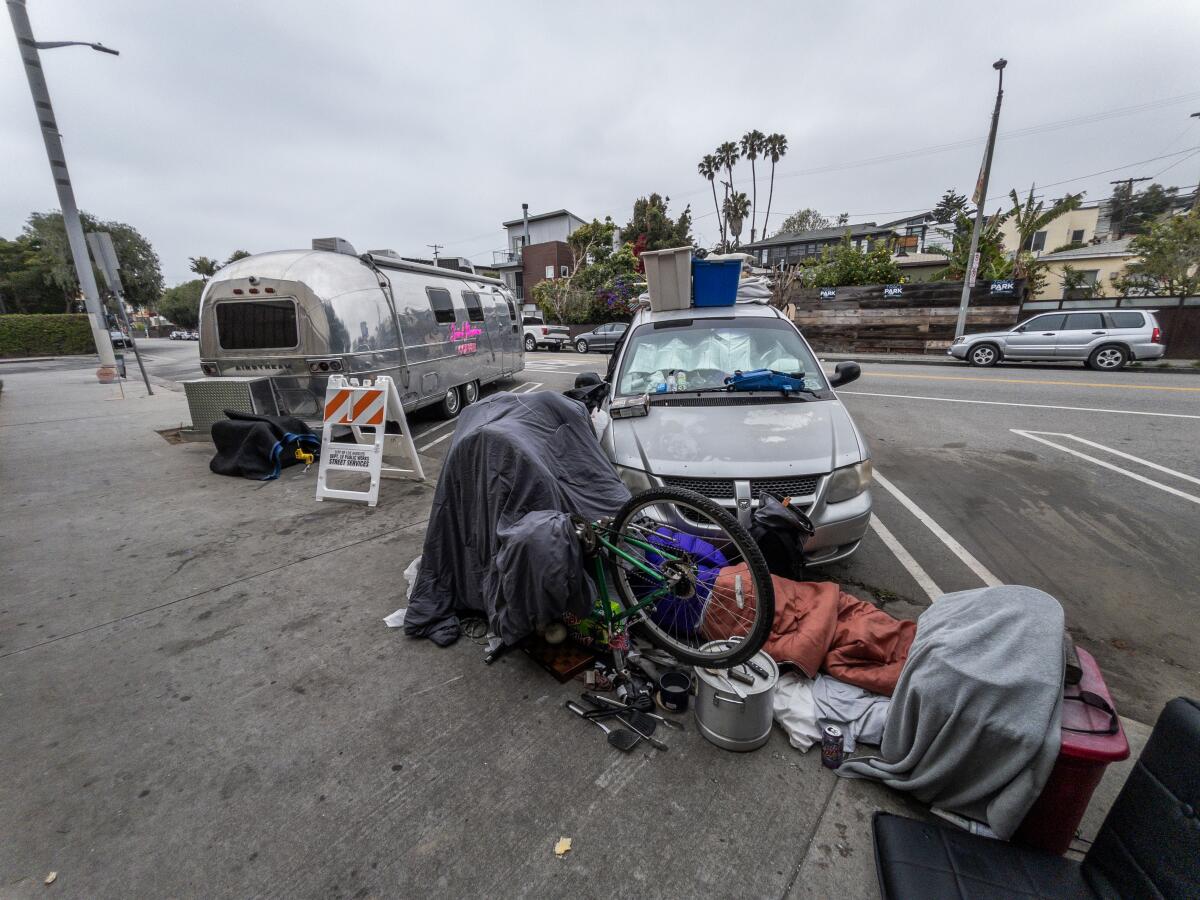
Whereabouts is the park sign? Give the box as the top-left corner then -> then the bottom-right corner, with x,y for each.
990,279 -> 1016,296
819,287 -> 837,301
883,284 -> 904,298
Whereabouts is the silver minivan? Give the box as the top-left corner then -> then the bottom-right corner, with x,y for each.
597,303 -> 872,565
949,309 -> 1165,370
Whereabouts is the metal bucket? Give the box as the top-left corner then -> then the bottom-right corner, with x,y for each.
693,641 -> 779,752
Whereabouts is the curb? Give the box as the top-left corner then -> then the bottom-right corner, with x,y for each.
818,354 -> 1200,376
0,356 -> 67,364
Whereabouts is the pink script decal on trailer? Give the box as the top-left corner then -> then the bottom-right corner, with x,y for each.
449,322 -> 483,342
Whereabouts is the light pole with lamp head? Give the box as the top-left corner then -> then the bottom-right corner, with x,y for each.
7,0 -> 120,382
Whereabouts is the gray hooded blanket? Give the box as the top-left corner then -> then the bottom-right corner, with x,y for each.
838,585 -> 1064,839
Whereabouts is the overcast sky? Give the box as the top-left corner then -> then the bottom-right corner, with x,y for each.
3,1 -> 1199,285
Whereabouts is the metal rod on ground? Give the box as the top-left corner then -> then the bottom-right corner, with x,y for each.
88,231 -> 153,395
7,0 -> 119,381
954,59 -> 1008,340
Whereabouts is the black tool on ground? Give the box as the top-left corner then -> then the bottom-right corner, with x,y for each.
565,700 -> 640,752
583,691 -> 686,732
749,492 -> 814,581
619,717 -> 668,752
744,658 -> 770,680
579,695 -> 658,735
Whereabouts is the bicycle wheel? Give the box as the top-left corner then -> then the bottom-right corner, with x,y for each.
605,486 -> 774,668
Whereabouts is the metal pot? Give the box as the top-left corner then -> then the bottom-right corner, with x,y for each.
693,642 -> 779,752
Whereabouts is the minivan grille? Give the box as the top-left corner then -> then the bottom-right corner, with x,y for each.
662,474 -> 821,500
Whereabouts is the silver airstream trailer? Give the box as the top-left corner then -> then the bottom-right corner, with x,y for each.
196,239 -> 525,421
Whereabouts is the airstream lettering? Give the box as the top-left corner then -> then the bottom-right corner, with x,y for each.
197,240 -> 525,421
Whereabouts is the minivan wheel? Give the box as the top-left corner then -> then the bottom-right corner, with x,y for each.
462,380 -> 479,405
968,343 -> 999,367
524,335 -> 536,352
576,338 -> 588,353
439,386 -> 461,419
1088,345 -> 1128,371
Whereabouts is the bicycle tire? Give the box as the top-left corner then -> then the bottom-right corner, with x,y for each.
608,486 -> 775,668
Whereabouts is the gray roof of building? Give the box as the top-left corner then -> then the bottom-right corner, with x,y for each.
1037,237 -> 1135,261
741,222 -> 893,249
501,208 -> 585,228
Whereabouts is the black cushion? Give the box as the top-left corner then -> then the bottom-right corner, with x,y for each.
872,813 -> 1091,899
1082,697 -> 1200,898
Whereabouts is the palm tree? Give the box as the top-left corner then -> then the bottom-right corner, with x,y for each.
740,130 -> 766,242
697,155 -> 723,246
188,256 -> 219,281
723,192 -> 751,248
715,141 -> 740,249
1007,185 -> 1083,275
760,133 -> 788,239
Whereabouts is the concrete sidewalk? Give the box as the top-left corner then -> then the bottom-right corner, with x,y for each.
819,350 -> 1200,372
0,363 -> 1148,898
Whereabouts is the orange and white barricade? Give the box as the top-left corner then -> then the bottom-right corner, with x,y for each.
315,375 -> 424,506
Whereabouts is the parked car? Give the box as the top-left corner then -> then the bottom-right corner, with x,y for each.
187,330 -> 200,340
592,303 -> 871,565
109,329 -> 132,349
949,309 -> 1165,370
522,315 -> 570,352
168,330 -> 186,340
573,322 -> 628,353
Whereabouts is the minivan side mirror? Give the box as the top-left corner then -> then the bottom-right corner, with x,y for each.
574,372 -> 603,389
1014,325 -> 1027,333
829,361 -> 861,388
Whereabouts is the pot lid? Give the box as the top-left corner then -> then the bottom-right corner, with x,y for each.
692,640 -> 779,695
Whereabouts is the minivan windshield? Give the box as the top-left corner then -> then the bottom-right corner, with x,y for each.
616,318 -> 827,395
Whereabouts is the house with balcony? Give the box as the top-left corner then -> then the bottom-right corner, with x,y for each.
492,206 -> 588,300
741,222 -> 896,267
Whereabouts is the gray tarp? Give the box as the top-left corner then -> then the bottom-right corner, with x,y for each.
838,585 -> 1065,839
404,391 -> 631,646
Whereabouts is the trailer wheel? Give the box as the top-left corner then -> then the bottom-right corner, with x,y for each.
438,386 -> 462,419
462,380 -> 479,405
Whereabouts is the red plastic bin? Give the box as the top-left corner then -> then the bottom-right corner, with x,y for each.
1013,646 -> 1129,854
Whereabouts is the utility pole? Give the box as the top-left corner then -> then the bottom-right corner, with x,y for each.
1108,176 -> 1151,238
955,59 -> 1007,339
88,231 -> 152,395
1191,113 -> 1199,211
7,0 -> 120,382
426,243 -> 443,266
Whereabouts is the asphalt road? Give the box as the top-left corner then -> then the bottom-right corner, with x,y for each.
129,341 -> 1200,723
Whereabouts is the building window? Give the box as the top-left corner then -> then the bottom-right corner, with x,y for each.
461,290 -> 485,323
1070,229 -> 1085,244
1030,231 -> 1047,252
514,272 -> 523,299
560,265 -> 570,277
426,287 -> 456,324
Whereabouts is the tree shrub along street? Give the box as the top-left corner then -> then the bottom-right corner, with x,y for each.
0,314 -> 94,358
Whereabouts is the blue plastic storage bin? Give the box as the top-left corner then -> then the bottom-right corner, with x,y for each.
691,259 -> 742,306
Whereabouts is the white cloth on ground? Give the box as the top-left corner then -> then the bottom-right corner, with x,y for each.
383,556 -> 424,627
772,672 -> 822,751
811,674 -> 891,754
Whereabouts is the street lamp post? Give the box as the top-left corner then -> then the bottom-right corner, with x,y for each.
7,0 -> 120,382
1191,113 -> 1200,212
954,59 -> 1008,340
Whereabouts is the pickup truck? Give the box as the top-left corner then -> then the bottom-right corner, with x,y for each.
522,315 -> 570,352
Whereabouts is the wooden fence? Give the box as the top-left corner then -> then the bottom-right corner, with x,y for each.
786,281 -> 1025,355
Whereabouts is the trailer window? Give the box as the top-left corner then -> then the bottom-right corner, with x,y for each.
462,291 -> 485,323
426,287 -> 456,324
216,300 -> 298,350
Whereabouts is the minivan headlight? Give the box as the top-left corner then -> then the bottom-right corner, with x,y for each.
615,465 -> 654,494
825,460 -> 872,503
951,336 -> 965,345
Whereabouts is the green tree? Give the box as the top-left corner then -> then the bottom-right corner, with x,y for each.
777,208 -> 833,234
928,211 -> 1012,281
158,279 -> 205,328
623,193 -> 692,253
189,256 -> 219,281
739,130 -> 766,242
224,249 -> 252,266
1109,182 -> 1179,238
932,188 -> 970,223
1112,212 -> 1200,300
714,141 -> 740,249
1059,265 -> 1097,299
697,154 -> 723,243
0,234 -> 63,314
23,210 -> 164,312
1006,186 -> 1082,297
799,235 -> 902,288
760,133 -> 788,239
723,192 -> 751,247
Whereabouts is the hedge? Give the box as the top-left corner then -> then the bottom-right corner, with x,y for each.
0,314 -> 97,358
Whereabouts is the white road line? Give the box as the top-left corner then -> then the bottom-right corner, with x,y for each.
839,390 -> 1200,421
1022,431 -> 1200,488
514,381 -> 543,393
417,431 -> 454,453
411,417 -> 458,440
1012,430 -> 1200,506
872,470 -> 1003,587
868,517 -> 943,603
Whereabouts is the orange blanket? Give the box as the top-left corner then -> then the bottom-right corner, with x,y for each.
703,564 -> 916,696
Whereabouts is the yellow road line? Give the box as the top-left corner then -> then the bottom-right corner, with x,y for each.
868,371 -> 1200,393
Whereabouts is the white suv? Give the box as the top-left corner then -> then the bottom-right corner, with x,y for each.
950,310 -> 1165,370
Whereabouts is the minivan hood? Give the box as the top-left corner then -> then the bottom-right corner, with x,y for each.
607,399 -> 865,477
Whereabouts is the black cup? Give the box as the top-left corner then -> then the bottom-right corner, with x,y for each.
659,671 -> 692,713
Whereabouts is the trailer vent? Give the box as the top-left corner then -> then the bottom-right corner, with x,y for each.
312,237 -> 358,255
